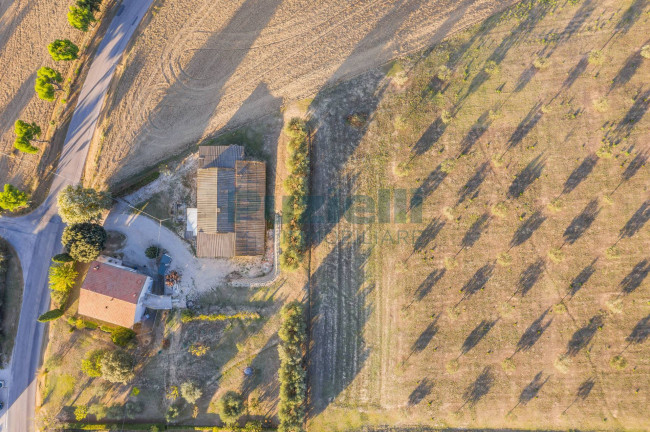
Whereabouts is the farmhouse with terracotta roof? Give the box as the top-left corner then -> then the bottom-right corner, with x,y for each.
186,145 -> 266,258
77,256 -> 153,328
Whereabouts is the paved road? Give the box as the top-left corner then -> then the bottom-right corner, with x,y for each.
0,1 -> 153,430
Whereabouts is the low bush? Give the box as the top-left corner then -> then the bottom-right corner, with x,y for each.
37,309 -> 64,322
219,391 -> 244,423
52,253 -> 74,263
277,302 -> 307,432
81,349 -> 104,377
145,245 -> 161,259
180,309 -> 261,323
111,327 -> 136,347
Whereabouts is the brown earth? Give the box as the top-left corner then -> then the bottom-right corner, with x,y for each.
86,0 -> 518,188
0,0 -> 114,199
305,0 -> 650,430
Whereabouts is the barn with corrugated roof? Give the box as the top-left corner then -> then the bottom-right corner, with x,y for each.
187,145 -> 266,258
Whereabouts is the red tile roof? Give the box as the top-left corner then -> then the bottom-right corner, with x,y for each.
77,261 -> 148,328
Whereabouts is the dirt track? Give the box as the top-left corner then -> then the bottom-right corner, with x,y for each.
87,0 -> 516,187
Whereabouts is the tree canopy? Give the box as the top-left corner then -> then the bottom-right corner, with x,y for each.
48,39 -> 80,61
0,184 -> 29,212
35,67 -> 63,101
62,223 -> 107,263
180,381 -> 203,404
100,350 -> 135,383
57,185 -> 112,224
219,391 -> 244,422
48,262 -> 78,308
67,5 -> 95,31
13,120 -> 42,154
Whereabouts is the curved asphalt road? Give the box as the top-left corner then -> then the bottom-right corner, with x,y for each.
0,1 -> 153,430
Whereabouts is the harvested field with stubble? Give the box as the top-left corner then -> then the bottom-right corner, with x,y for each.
0,0 -> 102,193
306,0 -> 650,431
86,0 -> 519,188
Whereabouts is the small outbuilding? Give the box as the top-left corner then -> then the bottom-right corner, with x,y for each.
186,145 -> 266,259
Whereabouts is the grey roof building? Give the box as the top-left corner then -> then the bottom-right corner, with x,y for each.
191,145 -> 266,258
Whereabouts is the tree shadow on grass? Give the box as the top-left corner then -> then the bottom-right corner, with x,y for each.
566,259 -> 597,300
562,154 -> 597,196
566,314 -> 603,357
460,366 -> 493,409
461,318 -> 499,356
610,89 -> 650,143
411,117 -> 448,157
619,200 -> 650,239
563,377 -> 595,414
620,259 -> 650,295
461,213 -> 490,250
563,199 -> 600,245
409,165 -> 447,211
610,50 -> 644,91
513,259 -> 545,298
614,0 -> 649,36
509,372 -> 549,414
457,112 -> 492,158
508,154 -> 546,199
459,264 -> 495,304
514,309 -> 552,355
616,150 -> 649,192
503,102 -> 543,155
413,218 -> 445,253
457,162 -> 489,205
510,211 -> 546,248
553,56 -> 588,101
408,378 -> 433,406
405,315 -> 441,364
410,268 -> 446,306
626,314 -> 650,345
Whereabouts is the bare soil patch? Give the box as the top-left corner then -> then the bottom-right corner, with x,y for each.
86,0 -> 517,188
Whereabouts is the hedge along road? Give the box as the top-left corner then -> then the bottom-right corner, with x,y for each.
0,1 -> 154,431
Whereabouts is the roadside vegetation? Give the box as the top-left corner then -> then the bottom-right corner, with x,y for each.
0,239 -> 23,366
280,119 -> 310,271
0,184 -> 29,212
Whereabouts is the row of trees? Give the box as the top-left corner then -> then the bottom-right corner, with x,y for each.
14,1 -> 103,154
277,302 -> 307,432
280,118 -> 310,271
37,185 -> 112,321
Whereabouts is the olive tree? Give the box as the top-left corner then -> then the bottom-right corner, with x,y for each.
57,185 -> 112,224
62,223 -> 107,263
14,120 -> 43,154
100,350 -> 134,383
48,39 -> 79,61
180,381 -> 202,404
219,391 -> 244,422
35,67 -> 63,101
0,184 -> 29,212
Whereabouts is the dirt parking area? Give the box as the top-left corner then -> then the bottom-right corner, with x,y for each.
86,0 -> 517,188
305,0 -> 650,430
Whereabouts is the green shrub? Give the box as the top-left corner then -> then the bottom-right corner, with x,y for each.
181,381 -> 202,404
74,405 -> 88,421
281,118 -> 310,272
111,327 -> 136,347
52,253 -> 74,263
219,391 -> 244,422
100,350 -> 135,383
277,302 -> 306,432
180,309 -> 261,323
145,246 -> 161,259
81,350 -> 104,377
37,309 -> 64,322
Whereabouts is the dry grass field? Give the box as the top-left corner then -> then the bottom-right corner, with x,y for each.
38,275 -> 291,428
0,0 -> 78,190
86,0 -> 518,188
305,0 -> 650,430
